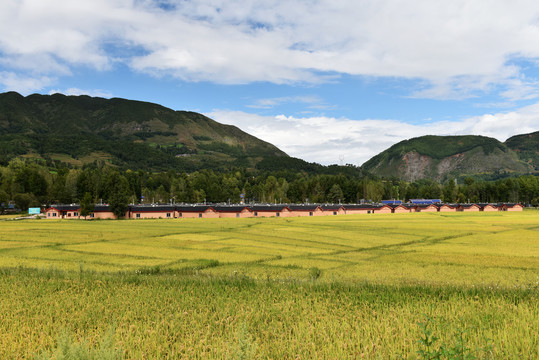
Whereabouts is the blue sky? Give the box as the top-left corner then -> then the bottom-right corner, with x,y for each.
1,1 -> 538,165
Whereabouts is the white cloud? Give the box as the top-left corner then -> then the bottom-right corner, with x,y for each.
207,106 -> 539,166
2,1 -> 539,97
0,71 -> 55,94
247,95 -> 325,109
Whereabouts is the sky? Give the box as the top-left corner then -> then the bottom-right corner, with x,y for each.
1,0 -> 539,166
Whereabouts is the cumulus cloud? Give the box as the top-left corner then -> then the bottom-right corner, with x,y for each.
2,0 -> 539,97
0,71 -> 55,94
207,106 -> 539,166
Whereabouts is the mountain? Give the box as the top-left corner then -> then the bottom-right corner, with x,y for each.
504,131 -> 539,172
0,92 -> 288,171
361,134 -> 532,181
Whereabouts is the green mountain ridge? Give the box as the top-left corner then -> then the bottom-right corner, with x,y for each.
504,131 -> 539,172
361,134 -> 537,181
0,92 -> 289,171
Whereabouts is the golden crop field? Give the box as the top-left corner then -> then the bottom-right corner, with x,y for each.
0,211 -> 537,358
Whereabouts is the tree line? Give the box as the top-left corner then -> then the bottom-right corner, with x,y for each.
1,158 -> 538,214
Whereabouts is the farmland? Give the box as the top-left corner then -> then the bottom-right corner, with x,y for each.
0,211 -> 538,358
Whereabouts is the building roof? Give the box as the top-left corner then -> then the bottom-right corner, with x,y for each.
382,200 -> 402,205
409,199 -> 442,204
341,204 -> 390,210
211,205 -> 251,213
320,204 -> 344,211
250,204 -> 289,212
497,203 -> 523,207
401,203 -> 417,208
175,205 -> 215,212
476,203 -> 498,208
458,203 -> 481,209
93,205 -> 111,212
416,204 -> 438,209
287,204 -> 322,211
47,204 -> 80,211
130,204 -> 176,212
439,203 -> 457,208
389,204 -> 408,209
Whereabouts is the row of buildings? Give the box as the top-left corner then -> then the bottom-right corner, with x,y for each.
44,202 -> 524,220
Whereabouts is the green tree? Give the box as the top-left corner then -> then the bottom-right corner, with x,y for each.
0,189 -> 8,214
14,193 -> 39,211
327,184 -> 344,203
79,192 -> 95,219
105,172 -> 130,219
443,178 -> 457,203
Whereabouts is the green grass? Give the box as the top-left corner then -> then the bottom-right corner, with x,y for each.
0,212 -> 537,358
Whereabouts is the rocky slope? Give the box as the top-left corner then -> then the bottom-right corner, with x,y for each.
504,131 -> 539,172
361,135 -> 531,181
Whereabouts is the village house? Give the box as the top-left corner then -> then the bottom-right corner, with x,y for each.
212,205 -> 253,218
45,204 -> 80,219
477,203 -> 499,212
416,204 -> 439,212
129,204 -> 176,219
341,204 -> 389,214
438,204 -> 457,212
287,204 -> 324,217
250,205 -> 291,218
175,205 -> 220,218
44,201 -> 524,220
88,205 -> 118,219
390,204 -> 410,213
457,204 -> 481,212
320,204 -> 346,216
498,203 -> 524,211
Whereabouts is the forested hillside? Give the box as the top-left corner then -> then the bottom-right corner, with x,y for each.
361,135 -> 531,181
505,131 -> 539,172
0,92 -> 291,172
1,160 -> 538,214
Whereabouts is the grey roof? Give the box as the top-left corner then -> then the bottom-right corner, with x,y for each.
48,204 -> 80,211
175,205 -> 214,212
130,205 -> 175,212
93,205 -> 110,212
342,204 -> 389,210
287,204 -> 322,211
211,205 -> 251,212
249,205 -> 289,212
320,204 -> 344,211
416,204 -> 438,209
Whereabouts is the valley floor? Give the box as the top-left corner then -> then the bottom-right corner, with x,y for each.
0,212 -> 537,358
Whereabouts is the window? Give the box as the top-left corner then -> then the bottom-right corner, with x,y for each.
236,213 -> 240,218
254,212 -> 258,217
52,213 -> 57,217
136,213 -> 141,218
166,213 -> 171,218
90,214 -> 94,218
309,212 -> 313,216
74,212 -> 78,217
333,211 -> 337,215
47,213 -> 50,217
179,213 -> 182,217
67,213 -> 71,217
198,213 -> 202,218
367,210 -> 371,214
276,212 -> 280,217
